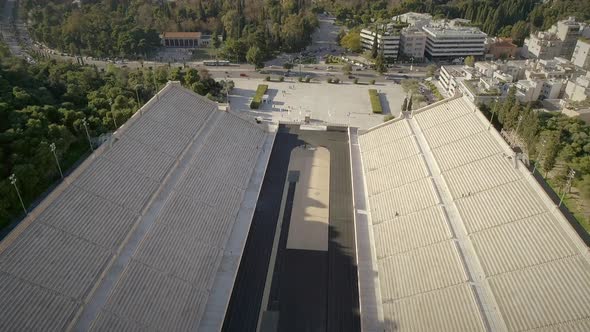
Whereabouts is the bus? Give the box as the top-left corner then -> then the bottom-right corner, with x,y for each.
203,60 -> 230,66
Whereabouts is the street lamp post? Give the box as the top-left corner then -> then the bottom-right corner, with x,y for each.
515,115 -> 523,136
82,118 -> 93,152
512,115 -> 523,148
488,106 -> 496,130
110,101 -> 118,130
532,139 -> 546,174
225,75 -> 230,104
9,174 -> 27,215
559,169 -> 576,207
135,85 -> 142,110
50,143 -> 63,179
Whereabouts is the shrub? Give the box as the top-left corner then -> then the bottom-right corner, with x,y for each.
327,78 -> 333,83
265,76 -> 271,81
250,84 -> 268,109
353,78 -> 359,84
370,79 -> 376,85
279,76 -> 285,82
369,89 -> 383,114
383,114 -> 395,122
298,76 -> 303,82
305,77 -> 311,83
333,78 -> 340,84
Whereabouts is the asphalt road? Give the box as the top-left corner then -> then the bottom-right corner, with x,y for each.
1,6 -> 427,85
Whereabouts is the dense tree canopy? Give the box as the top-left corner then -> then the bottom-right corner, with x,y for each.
23,0 -> 318,60
0,42 -> 228,229
481,91 -> 590,229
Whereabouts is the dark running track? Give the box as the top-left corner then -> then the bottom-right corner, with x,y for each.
222,124 -> 360,332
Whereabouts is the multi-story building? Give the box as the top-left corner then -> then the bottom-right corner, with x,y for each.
523,32 -> 562,59
564,72 -> 590,101
422,25 -> 487,60
400,27 -> 427,60
391,12 -> 432,28
360,28 -> 401,59
555,17 -> 582,59
514,78 -> 565,102
523,17 -> 585,60
485,37 -> 518,59
439,65 -> 477,96
160,32 -> 210,48
571,39 -> 590,70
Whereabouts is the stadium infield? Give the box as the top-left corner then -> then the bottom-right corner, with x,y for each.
222,124 -> 360,332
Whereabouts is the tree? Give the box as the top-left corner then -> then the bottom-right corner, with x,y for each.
222,39 -> 248,63
340,30 -> 362,52
342,63 -> 353,74
542,131 -> 561,174
371,30 -> 379,59
464,56 -> 475,67
407,96 -> 413,112
426,65 -> 437,78
375,48 -> 387,74
579,174 -> 590,200
401,97 -> 408,112
212,32 -> 221,49
184,68 -> 200,86
511,21 -> 529,47
246,46 -> 264,69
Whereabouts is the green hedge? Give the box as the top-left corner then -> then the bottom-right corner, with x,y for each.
250,84 -> 268,109
368,89 -> 382,114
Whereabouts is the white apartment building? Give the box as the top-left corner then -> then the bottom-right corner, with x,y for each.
360,28 -> 401,59
400,27 -> 427,59
571,39 -> 590,70
515,78 -> 565,102
565,73 -> 590,101
392,12 -> 432,28
523,32 -> 562,60
523,17 -> 586,60
422,25 -> 487,60
556,17 -> 583,59
439,65 -> 478,96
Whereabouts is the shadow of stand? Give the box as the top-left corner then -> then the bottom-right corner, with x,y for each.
379,92 -> 392,115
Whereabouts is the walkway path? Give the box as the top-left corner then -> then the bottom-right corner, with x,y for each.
349,127 -> 383,332
407,115 -> 508,332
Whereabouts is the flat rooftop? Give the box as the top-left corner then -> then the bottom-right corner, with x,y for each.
423,25 -> 487,38
357,96 -> 590,331
0,82 -> 270,330
161,31 -> 202,39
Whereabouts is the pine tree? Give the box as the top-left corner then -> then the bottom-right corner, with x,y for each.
371,27 -> 379,59
401,97 -> 408,112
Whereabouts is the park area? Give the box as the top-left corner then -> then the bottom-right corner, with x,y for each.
228,78 -> 406,130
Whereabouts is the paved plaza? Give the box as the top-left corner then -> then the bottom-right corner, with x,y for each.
229,78 -> 406,129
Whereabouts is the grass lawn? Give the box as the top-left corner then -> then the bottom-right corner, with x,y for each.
368,89 -> 383,114
191,47 -> 220,60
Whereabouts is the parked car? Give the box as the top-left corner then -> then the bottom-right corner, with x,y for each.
240,73 -> 248,77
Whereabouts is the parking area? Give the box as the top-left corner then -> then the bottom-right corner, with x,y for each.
229,78 -> 407,130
